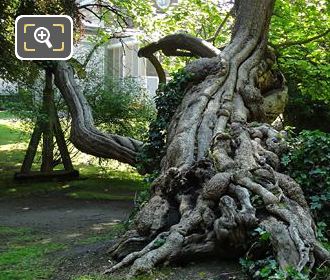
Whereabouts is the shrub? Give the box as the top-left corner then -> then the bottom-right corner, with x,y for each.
85,76 -> 155,141
4,67 -> 155,142
284,82 -> 330,133
281,130 -> 330,238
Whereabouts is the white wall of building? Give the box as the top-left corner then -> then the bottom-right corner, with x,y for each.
105,35 -> 159,96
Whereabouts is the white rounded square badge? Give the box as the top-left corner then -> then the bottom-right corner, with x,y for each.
15,15 -> 73,61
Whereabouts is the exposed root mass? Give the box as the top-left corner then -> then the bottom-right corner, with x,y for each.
105,119 -> 328,277
102,0 -> 329,275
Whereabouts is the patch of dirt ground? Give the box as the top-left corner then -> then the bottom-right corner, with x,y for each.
0,195 -> 133,235
0,195 -> 246,280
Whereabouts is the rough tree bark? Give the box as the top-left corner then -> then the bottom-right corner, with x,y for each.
52,0 -> 329,277
102,0 -> 328,276
53,62 -> 142,166
138,33 -> 221,84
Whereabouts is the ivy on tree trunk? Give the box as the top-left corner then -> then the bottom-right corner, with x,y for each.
51,0 -> 329,276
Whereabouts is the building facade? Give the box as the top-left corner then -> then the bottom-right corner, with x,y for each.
79,0 -> 179,95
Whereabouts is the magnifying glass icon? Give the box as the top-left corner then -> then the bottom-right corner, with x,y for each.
34,27 -> 53,49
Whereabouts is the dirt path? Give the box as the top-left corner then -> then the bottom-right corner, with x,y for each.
0,196 -> 133,238
0,196 -> 246,279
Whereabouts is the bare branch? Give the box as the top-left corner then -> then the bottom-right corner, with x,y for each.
80,6 -> 103,21
83,40 -> 105,68
78,2 -> 129,26
207,10 -> 232,44
83,33 -> 130,68
138,33 -> 220,84
53,61 -> 143,166
274,29 -> 330,48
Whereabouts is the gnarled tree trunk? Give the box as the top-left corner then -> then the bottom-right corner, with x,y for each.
52,0 -> 329,277
53,61 -> 142,166
101,0 -> 328,276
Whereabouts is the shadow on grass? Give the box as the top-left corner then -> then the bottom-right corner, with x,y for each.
0,163 -> 147,201
0,112 -> 148,202
0,112 -> 154,279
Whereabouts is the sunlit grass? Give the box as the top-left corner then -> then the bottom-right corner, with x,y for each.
0,111 -> 148,201
0,226 -> 64,280
0,110 -> 16,120
0,111 -> 150,279
0,111 -> 29,145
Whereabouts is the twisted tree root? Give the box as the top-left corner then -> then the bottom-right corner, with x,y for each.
102,1 -> 329,275
104,122 -> 329,277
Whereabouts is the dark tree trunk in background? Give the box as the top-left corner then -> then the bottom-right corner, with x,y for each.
40,69 -> 55,172
52,0 -> 329,276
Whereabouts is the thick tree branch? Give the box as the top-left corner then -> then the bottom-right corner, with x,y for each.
138,33 -> 220,84
53,61 -> 143,166
147,54 -> 167,85
138,33 -> 220,59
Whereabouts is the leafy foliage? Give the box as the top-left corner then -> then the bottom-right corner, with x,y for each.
3,69 -> 155,144
2,81 -> 43,121
284,81 -> 330,133
140,0 -> 233,73
146,0 -> 232,42
0,0 -> 82,83
85,76 -> 155,141
0,0 -> 153,83
240,257 -> 310,280
270,0 -> 330,101
254,227 -> 271,242
281,130 -> 330,221
281,130 -> 330,243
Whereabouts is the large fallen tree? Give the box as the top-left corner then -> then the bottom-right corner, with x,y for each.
50,0 -> 329,277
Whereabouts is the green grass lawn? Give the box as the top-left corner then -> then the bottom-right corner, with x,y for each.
0,224 -> 169,280
0,110 -> 148,201
0,111 -> 152,279
0,226 -> 65,280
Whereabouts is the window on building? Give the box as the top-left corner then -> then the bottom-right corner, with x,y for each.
107,47 -> 123,77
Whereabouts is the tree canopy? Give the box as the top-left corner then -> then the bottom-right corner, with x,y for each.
270,0 -> 330,101
1,0 -> 329,101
